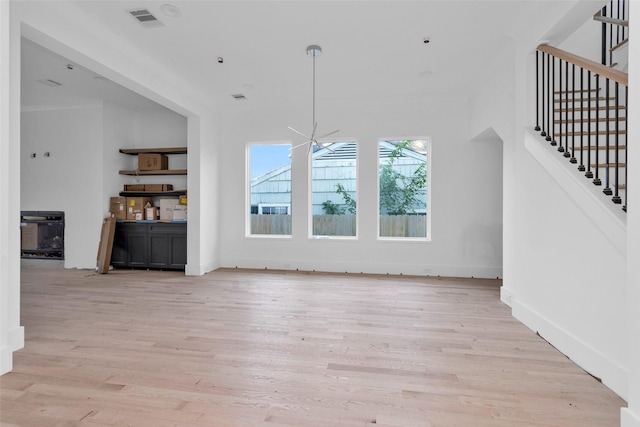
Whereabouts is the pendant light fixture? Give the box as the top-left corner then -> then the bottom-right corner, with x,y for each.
288,44 -> 339,155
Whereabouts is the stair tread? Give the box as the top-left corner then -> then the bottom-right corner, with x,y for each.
558,130 -> 627,136
554,105 -> 625,112
555,97 -> 615,103
554,117 -> 622,123
572,145 -> 627,150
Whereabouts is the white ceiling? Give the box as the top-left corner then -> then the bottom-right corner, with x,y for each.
20,1 -> 583,112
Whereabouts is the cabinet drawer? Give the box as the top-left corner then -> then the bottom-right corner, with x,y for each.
148,223 -> 187,234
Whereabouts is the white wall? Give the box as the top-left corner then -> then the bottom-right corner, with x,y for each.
102,102 -> 134,203
21,106 -> 104,269
218,95 -> 504,278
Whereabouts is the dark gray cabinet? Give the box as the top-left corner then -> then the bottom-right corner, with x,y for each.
111,222 -> 186,270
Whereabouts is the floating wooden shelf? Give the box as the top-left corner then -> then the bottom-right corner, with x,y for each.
119,169 -> 187,176
119,190 -> 187,197
119,147 -> 187,155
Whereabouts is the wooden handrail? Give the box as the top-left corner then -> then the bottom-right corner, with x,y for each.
537,44 -> 628,86
594,9 -> 629,27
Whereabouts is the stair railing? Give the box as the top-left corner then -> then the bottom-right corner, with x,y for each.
595,0 -> 628,67
535,44 -> 628,212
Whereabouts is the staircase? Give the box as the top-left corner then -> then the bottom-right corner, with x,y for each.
534,0 -> 629,212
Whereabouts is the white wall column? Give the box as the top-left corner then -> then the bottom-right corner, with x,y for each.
0,0 -> 25,375
622,2 -> 640,425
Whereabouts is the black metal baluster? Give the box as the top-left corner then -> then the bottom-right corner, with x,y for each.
593,74 -> 601,185
587,71 -> 594,179
546,53 -> 552,142
579,67 -> 585,171
551,55 -> 557,146
604,79 -> 612,194
601,4 -> 608,65
612,82 -> 621,204
567,64 -> 575,160
559,59 -> 566,153
541,53 -> 547,138
623,87 -> 627,212
535,51 -> 541,132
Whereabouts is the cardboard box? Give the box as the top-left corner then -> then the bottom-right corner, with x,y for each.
145,206 -> 160,220
159,198 -> 181,221
144,184 -> 173,192
21,223 -> 38,250
138,153 -> 168,171
126,197 -> 153,220
172,205 -> 187,221
124,184 -> 145,191
109,196 -> 127,220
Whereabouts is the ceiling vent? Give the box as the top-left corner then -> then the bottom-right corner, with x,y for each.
38,79 -> 62,87
127,9 -> 164,28
232,94 -> 247,100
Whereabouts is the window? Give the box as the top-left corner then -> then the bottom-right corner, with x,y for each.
248,143 -> 292,236
378,139 -> 429,239
311,141 -> 357,237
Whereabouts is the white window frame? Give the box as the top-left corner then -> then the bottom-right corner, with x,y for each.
246,141 -> 293,239
377,137 -> 432,241
308,140 -> 359,240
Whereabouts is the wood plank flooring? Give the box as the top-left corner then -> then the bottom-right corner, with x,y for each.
1,268 -> 625,426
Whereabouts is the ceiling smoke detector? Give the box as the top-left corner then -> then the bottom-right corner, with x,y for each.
127,8 -> 165,28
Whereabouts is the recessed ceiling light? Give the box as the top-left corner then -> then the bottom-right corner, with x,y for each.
160,4 -> 182,17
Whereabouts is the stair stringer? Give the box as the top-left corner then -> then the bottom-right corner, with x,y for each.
513,127 -> 628,400
524,127 -> 626,255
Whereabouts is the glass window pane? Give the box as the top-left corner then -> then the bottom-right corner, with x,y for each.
378,139 -> 428,238
311,141 -> 357,237
249,144 -> 292,236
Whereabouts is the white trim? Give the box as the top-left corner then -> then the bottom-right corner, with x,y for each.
376,137 -> 432,241
511,296 -> 628,400
621,408 -> 640,427
219,256 -> 501,279
308,139 -> 359,239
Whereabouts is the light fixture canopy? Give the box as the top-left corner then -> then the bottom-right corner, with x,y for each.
306,45 -> 322,57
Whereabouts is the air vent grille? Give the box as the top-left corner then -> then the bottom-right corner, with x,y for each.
127,9 -> 164,28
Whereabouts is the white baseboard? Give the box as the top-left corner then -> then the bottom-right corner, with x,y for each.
9,326 -> 24,351
185,260 -> 219,276
500,286 -> 514,306
511,298 -> 627,401
219,257 -> 502,279
622,408 -> 640,427
0,345 -> 13,375
1,326 -> 24,376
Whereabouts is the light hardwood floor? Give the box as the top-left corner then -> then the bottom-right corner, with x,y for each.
1,268 -> 626,426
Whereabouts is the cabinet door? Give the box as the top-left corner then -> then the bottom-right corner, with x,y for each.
168,234 -> 187,269
148,233 -> 169,269
110,225 -> 128,268
127,233 -> 148,267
